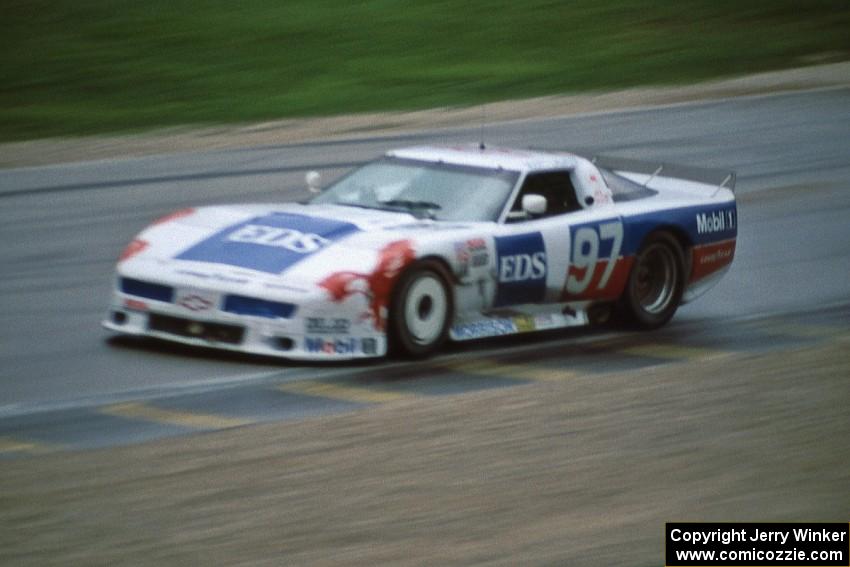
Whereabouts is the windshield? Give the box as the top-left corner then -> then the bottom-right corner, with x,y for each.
311,157 -> 519,222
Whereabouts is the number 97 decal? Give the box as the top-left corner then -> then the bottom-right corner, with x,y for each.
565,221 -> 624,298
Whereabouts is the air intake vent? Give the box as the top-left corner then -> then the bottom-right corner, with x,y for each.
222,295 -> 296,319
120,278 -> 174,303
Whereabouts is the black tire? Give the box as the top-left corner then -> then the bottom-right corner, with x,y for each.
388,261 -> 453,358
620,232 -> 685,329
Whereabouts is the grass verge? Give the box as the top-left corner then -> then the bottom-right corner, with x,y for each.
2,0 -> 849,141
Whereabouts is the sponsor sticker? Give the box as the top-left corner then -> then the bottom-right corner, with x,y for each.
303,337 -> 377,355
451,318 -> 518,340
305,317 -> 351,335
454,238 -> 489,277
512,315 -> 536,332
533,314 -> 558,330
494,232 -> 547,307
176,212 -> 359,274
695,209 -> 736,235
689,240 -> 736,282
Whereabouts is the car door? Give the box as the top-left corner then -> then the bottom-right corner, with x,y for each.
492,170 -> 626,308
558,209 -> 627,302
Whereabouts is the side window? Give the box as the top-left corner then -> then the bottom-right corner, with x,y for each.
507,171 -> 581,222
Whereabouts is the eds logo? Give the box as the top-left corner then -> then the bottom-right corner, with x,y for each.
494,232 -> 547,307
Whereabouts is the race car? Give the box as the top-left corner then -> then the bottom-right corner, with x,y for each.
104,144 -> 737,360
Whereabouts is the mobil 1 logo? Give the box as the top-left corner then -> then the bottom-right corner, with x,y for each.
494,232 -> 547,307
695,207 -> 736,236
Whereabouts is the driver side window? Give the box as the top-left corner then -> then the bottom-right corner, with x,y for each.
508,171 -> 581,222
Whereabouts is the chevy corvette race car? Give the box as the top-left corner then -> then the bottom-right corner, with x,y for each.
104,144 -> 737,360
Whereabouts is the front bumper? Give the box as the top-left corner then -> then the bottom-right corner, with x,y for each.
102,281 -> 387,361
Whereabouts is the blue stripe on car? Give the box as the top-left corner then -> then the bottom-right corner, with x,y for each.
622,202 -> 737,253
175,212 -> 359,274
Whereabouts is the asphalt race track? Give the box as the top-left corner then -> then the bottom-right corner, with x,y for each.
1,88 -> 849,454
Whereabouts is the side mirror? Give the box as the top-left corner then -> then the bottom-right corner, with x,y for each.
306,171 -> 322,194
522,194 -> 547,216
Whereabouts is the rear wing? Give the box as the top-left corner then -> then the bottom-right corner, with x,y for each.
591,155 -> 736,197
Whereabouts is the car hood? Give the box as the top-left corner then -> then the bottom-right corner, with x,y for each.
119,203 -> 470,293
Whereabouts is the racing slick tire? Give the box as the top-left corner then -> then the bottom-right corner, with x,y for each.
389,260 -> 453,358
620,232 -> 685,329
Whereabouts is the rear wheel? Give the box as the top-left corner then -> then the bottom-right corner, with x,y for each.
389,261 -> 453,357
621,232 -> 685,329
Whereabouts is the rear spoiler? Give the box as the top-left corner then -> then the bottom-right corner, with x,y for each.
591,155 -> 736,196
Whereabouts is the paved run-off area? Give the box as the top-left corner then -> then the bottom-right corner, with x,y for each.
1,319 -> 848,566
0,307 -> 848,455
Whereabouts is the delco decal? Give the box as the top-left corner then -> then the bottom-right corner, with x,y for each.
494,233 -> 547,307
696,209 -> 736,235
304,337 -> 377,355
305,317 -> 351,334
176,212 -> 359,274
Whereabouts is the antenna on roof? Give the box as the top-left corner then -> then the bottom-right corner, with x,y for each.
479,103 -> 486,151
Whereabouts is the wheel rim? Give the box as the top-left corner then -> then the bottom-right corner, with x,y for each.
634,243 -> 678,315
403,274 -> 448,345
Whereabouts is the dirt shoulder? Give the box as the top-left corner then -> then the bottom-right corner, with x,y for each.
2,62 -> 849,169
2,340 -> 848,566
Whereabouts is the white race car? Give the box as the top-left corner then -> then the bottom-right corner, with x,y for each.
104,144 -> 737,359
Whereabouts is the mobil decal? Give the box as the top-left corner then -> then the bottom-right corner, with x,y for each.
494,232 -> 547,307
304,337 -> 377,355
319,240 -> 416,331
562,219 -> 631,301
176,212 -> 359,274
695,209 -> 736,235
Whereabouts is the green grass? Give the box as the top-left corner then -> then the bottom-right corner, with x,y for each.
1,0 -> 848,141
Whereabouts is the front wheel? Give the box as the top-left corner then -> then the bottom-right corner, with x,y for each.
389,261 -> 453,358
620,232 -> 685,329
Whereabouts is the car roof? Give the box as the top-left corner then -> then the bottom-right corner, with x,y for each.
387,144 -> 580,173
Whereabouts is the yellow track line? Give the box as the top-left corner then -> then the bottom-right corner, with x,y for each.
101,402 -> 252,430
438,360 -> 578,382
277,381 -> 410,404
0,436 -> 56,455
761,322 -> 849,339
618,342 -> 728,361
